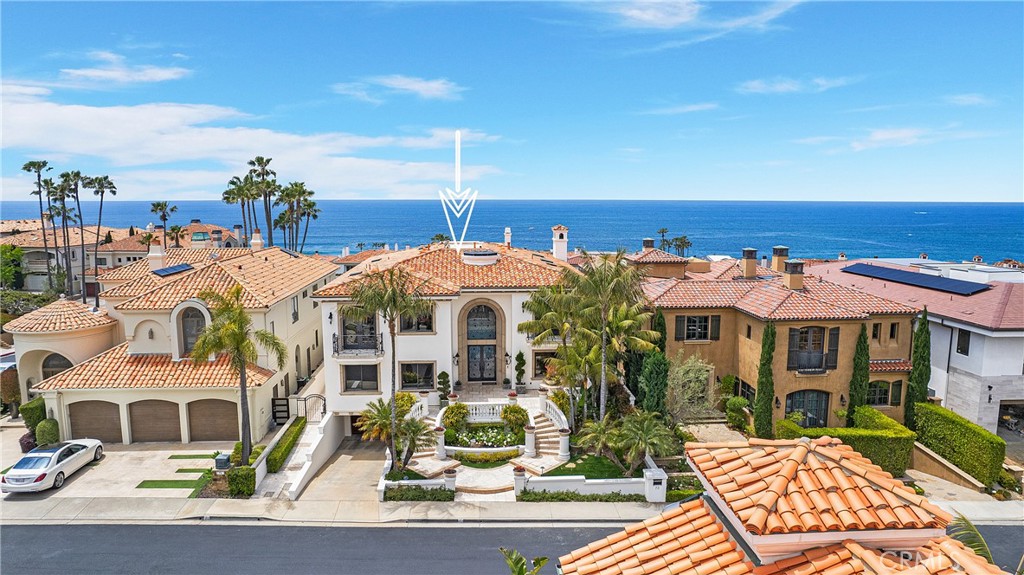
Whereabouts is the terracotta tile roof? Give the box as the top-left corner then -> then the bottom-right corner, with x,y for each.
3,298 -> 117,333
315,242 -> 575,298
627,247 -> 689,264
335,248 -> 390,265
686,437 -> 951,535
97,248 -> 252,285
96,223 -> 238,252
644,275 -> 917,321
0,225 -> 131,249
0,219 -> 45,234
689,259 -> 780,280
116,247 -> 338,310
559,498 -> 754,575
869,359 -> 913,373
32,343 -> 273,390
805,260 -> 1024,331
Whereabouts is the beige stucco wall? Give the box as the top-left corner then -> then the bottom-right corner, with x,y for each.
13,324 -> 118,403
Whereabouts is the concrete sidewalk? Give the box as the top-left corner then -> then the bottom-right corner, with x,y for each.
934,500 -> 1024,525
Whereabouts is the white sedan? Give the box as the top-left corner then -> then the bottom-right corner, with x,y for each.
1,439 -> 103,493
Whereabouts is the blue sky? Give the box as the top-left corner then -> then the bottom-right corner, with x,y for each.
2,1 -> 1021,202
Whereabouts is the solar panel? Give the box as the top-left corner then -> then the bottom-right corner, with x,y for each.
841,263 -> 991,296
152,263 -> 194,277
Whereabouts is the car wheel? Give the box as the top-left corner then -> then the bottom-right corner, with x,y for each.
52,472 -> 65,489
93,446 -> 103,461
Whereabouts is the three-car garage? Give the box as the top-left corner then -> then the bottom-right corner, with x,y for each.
65,397 -> 241,444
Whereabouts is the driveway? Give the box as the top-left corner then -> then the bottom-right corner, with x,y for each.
299,437 -> 384,515
997,426 -> 1024,465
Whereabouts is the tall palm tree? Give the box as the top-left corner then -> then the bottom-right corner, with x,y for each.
618,410 -> 675,475
276,181 -> 311,250
546,336 -> 605,426
223,175 -> 251,246
83,175 -> 116,306
346,268 -> 433,472
41,178 -> 62,286
191,284 -> 286,466
656,227 -> 669,250
299,198 -> 320,253
571,249 -> 647,419
396,417 -> 433,469
247,156 -> 277,247
22,161 -> 53,290
356,398 -> 396,462
603,302 -> 659,381
167,225 -> 184,248
47,196 -> 75,295
60,171 -> 87,303
671,235 -> 692,256
136,232 -> 157,248
149,201 -> 177,247
577,414 -> 627,472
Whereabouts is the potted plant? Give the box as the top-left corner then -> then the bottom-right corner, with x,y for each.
514,351 -> 526,385
454,379 -> 462,391
437,371 -> 451,407
507,390 -> 518,405
503,377 -> 512,390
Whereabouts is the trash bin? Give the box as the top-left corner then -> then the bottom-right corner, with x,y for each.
214,453 -> 231,470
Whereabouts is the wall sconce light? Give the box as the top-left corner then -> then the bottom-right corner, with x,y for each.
148,328 -> 154,340
452,352 -> 459,366
328,312 -> 333,324
505,352 -> 512,366
774,397 -> 781,410
987,385 -> 993,403
840,394 -> 847,407
988,395 -> 993,404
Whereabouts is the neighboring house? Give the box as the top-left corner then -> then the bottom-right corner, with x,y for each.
333,247 -> 392,272
625,238 -> 711,278
806,257 -> 1024,432
0,223 -> 132,294
559,437 -> 996,575
313,227 -> 575,435
10,231 -> 337,445
645,247 -> 918,428
0,219 -> 46,237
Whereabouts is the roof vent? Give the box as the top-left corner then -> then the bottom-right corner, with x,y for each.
461,249 -> 500,266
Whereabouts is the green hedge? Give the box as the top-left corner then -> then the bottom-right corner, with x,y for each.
230,442 -> 267,465
725,396 -> 749,430
518,489 -> 647,502
450,449 -> 519,464
35,418 -> 60,445
20,396 -> 46,434
384,485 -> 455,501
267,417 -> 306,473
442,402 -> 469,431
666,489 -> 704,503
227,465 -> 255,497
775,406 -> 915,477
914,402 -> 1005,486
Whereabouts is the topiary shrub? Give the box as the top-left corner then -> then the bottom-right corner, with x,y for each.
501,404 -> 529,431
441,402 -> 469,431
914,402 -> 1005,486
725,396 -> 749,430
20,396 -> 46,434
227,465 -> 255,497
1,367 -> 20,416
514,351 -> 526,384
267,417 -> 307,472
35,418 -> 60,445
394,392 -> 417,419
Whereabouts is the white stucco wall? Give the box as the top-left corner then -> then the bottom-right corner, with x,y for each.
13,324 -> 118,402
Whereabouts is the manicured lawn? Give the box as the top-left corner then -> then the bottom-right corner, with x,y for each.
168,453 -> 218,460
175,468 -> 212,474
456,459 -> 510,469
385,469 -> 428,481
137,479 -> 203,489
543,454 -> 642,479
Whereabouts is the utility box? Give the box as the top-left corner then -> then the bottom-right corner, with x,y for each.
214,453 -> 231,471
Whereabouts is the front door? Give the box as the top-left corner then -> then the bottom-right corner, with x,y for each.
467,345 -> 497,383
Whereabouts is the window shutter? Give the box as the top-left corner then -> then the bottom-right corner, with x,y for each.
787,328 -> 800,370
675,316 -> 685,341
710,315 -> 721,341
825,327 -> 840,370
890,381 -> 903,407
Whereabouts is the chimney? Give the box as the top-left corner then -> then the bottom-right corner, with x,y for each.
783,259 -> 804,290
771,246 -> 790,272
233,224 -> 243,246
147,238 -> 166,271
761,255 -> 768,268
146,222 -> 155,232
972,255 -> 983,263
919,253 -> 928,260
741,248 -> 757,279
642,238 -> 655,250
191,218 -> 201,224
251,228 -> 265,251
838,252 -> 847,261
342,246 -> 350,257
504,227 -> 512,247
552,225 -> 568,261
212,230 -> 223,248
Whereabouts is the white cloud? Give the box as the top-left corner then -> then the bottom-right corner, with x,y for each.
1,84 -> 500,200
626,1 -> 802,51
58,51 -> 191,84
332,74 -> 466,103
944,93 -> 992,106
850,128 -> 927,151
792,136 -> 843,145
639,102 -> 719,115
606,1 -> 702,29
737,75 -> 858,94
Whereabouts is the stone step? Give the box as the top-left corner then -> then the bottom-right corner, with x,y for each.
456,484 -> 515,495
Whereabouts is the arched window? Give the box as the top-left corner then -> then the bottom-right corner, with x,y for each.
181,308 -> 206,355
466,305 -> 497,340
42,353 -> 73,380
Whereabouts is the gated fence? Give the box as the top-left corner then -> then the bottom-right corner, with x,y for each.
271,394 -> 326,425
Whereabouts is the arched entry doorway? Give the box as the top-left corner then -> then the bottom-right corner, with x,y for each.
458,300 -> 505,387
42,353 -> 73,380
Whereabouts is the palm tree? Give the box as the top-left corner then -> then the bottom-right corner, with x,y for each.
22,161 -> 53,290
51,176 -> 77,296
355,242 -> 366,251
396,417 -> 433,469
357,398 -> 396,459
949,510 -> 1023,573
346,268 -> 433,472
166,225 -> 184,248
41,178 -> 62,286
277,181 -> 314,250
60,171 -> 87,303
577,414 -> 627,472
298,198 -> 320,253
618,410 -> 675,475
498,548 -> 548,575
223,175 -> 254,246
137,232 -> 157,248
191,284 -> 286,466
671,235 -> 692,256
547,337 -> 603,427
571,249 -> 647,419
83,175 -> 116,306
247,156 -> 277,247
603,302 -> 659,381
150,201 -> 177,247
656,227 -> 669,250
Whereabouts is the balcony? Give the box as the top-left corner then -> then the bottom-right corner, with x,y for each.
332,332 -> 384,357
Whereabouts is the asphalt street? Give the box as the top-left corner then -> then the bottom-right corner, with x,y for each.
1,524 -> 1021,575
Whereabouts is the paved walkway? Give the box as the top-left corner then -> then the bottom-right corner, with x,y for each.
683,423 -> 745,443
907,470 -> 996,502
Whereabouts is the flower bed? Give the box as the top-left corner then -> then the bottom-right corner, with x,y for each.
448,424 -> 524,448
517,489 -> 646,502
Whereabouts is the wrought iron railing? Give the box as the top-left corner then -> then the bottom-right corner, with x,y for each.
332,332 -> 384,355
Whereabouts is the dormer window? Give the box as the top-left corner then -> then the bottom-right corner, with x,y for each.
181,307 -> 205,355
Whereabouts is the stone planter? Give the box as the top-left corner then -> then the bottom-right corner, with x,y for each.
507,392 -> 518,405
443,468 -> 457,491
447,393 -> 459,403
435,426 -> 447,460
538,387 -> 548,400
513,466 -> 527,495
524,425 -> 537,458
558,428 -> 571,462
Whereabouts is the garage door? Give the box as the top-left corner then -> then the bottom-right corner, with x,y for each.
129,400 -> 181,443
68,401 -> 123,444
188,399 -> 239,441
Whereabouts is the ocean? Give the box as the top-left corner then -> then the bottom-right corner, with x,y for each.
1,200 -> 1021,262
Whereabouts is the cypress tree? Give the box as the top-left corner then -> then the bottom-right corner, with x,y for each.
652,308 -> 667,353
905,308 -> 932,431
639,350 -> 669,415
624,351 -> 645,403
847,324 -> 870,426
753,322 -> 776,438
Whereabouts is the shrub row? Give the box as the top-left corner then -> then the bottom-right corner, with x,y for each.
914,402 -> 1005,486
267,417 -> 307,473
20,396 -> 46,434
229,442 -> 267,465
384,485 -> 455,501
227,465 -> 255,497
35,418 -> 60,445
450,449 -> 520,464
666,489 -> 704,503
775,406 -> 915,476
518,489 -> 647,503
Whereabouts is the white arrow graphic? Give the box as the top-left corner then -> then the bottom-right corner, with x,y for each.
439,130 -> 478,252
